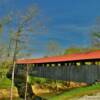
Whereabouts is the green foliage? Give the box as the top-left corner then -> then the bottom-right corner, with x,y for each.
29,76 -> 65,85
0,23 -> 3,33
92,32 -> 100,38
91,32 -> 100,48
29,76 -> 47,84
0,61 -> 11,79
64,47 -> 82,54
64,46 -> 100,55
91,17 -> 100,48
64,47 -> 90,55
0,61 -> 11,68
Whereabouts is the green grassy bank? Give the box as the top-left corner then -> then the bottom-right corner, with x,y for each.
48,83 -> 100,100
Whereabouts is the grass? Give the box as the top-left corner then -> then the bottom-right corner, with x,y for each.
48,83 -> 100,100
0,78 -> 20,100
0,77 -> 100,100
0,78 -> 11,89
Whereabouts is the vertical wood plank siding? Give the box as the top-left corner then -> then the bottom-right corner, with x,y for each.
21,64 -> 100,84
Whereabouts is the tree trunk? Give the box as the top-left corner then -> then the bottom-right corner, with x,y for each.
25,64 -> 29,100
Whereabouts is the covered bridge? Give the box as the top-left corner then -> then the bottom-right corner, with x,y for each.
16,50 -> 100,83
7,50 -> 100,100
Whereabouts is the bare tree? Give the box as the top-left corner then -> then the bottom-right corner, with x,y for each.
0,5 -> 47,100
91,17 -> 100,48
46,39 -> 63,56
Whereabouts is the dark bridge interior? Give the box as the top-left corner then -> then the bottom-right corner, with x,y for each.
16,59 -> 100,83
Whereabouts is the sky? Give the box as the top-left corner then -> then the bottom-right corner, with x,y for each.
0,0 -> 100,57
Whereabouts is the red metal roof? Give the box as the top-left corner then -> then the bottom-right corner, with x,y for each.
16,50 -> 100,64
